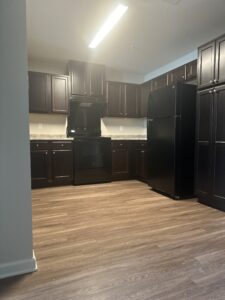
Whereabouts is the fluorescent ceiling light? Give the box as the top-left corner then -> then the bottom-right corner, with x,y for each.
89,4 -> 128,48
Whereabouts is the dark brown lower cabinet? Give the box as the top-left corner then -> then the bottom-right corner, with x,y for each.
31,140 -> 73,188
111,140 -> 148,182
112,141 -> 130,180
130,141 -> 148,182
133,143 -> 148,182
30,149 -> 50,187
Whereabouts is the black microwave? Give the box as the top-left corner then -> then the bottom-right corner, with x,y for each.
67,97 -> 105,137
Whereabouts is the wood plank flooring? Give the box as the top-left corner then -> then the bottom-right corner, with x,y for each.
1,180 -> 225,299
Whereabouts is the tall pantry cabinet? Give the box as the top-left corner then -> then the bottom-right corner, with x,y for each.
196,33 -> 225,211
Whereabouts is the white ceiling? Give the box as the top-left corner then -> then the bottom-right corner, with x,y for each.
26,0 -> 225,76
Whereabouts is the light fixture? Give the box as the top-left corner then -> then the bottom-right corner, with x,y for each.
89,4 -> 128,49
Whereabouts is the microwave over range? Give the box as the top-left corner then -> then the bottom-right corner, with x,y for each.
67,96 -> 105,137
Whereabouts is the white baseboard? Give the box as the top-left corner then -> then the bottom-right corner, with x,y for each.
0,250 -> 37,279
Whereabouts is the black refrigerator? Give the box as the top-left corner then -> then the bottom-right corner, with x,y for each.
147,83 -> 196,199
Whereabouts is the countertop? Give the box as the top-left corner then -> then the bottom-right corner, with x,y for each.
30,134 -> 147,141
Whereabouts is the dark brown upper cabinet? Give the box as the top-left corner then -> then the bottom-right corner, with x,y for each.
106,81 -> 141,118
123,83 -> 141,118
168,65 -> 185,84
198,41 -> 215,89
140,83 -> 152,117
51,75 -> 69,114
67,60 -> 88,96
29,71 -> 69,114
67,60 -> 105,100
198,34 -> 225,89
215,35 -> 225,86
152,74 -> 168,91
29,72 -> 51,113
106,81 -> 123,117
88,63 -> 105,98
186,60 -> 197,81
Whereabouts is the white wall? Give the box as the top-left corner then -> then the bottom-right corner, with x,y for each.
144,50 -> 198,82
0,0 -> 36,278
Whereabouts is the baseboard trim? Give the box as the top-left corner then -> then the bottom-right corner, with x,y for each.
0,250 -> 37,279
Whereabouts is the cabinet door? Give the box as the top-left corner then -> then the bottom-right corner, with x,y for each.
112,141 -> 130,180
29,72 -> 51,113
215,35 -> 225,85
198,41 -> 215,89
30,150 -> 50,188
186,60 -> 197,81
212,86 -> 225,203
88,63 -> 105,99
51,75 -> 69,113
112,148 -> 130,180
68,60 -> 88,96
195,90 -> 213,197
140,84 -> 151,117
124,84 -> 140,117
51,150 -> 73,185
106,81 -> 123,117
168,66 -> 185,84
135,149 -> 148,181
152,74 -> 168,91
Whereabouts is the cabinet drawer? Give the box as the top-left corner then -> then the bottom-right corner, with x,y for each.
51,141 -> 73,150
112,140 -> 129,149
30,141 -> 49,151
134,141 -> 147,149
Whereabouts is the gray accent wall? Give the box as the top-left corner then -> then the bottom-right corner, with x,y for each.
0,0 -> 36,278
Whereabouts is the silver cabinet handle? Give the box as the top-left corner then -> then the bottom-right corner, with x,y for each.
53,151 -> 55,155
45,152 -> 48,155
210,80 -> 213,84
214,79 -> 218,84
213,89 -> 217,93
209,90 -> 213,94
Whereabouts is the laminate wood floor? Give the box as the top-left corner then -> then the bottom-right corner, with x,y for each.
1,181 -> 225,300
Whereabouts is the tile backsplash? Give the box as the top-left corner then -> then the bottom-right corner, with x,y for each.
29,114 -> 147,138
